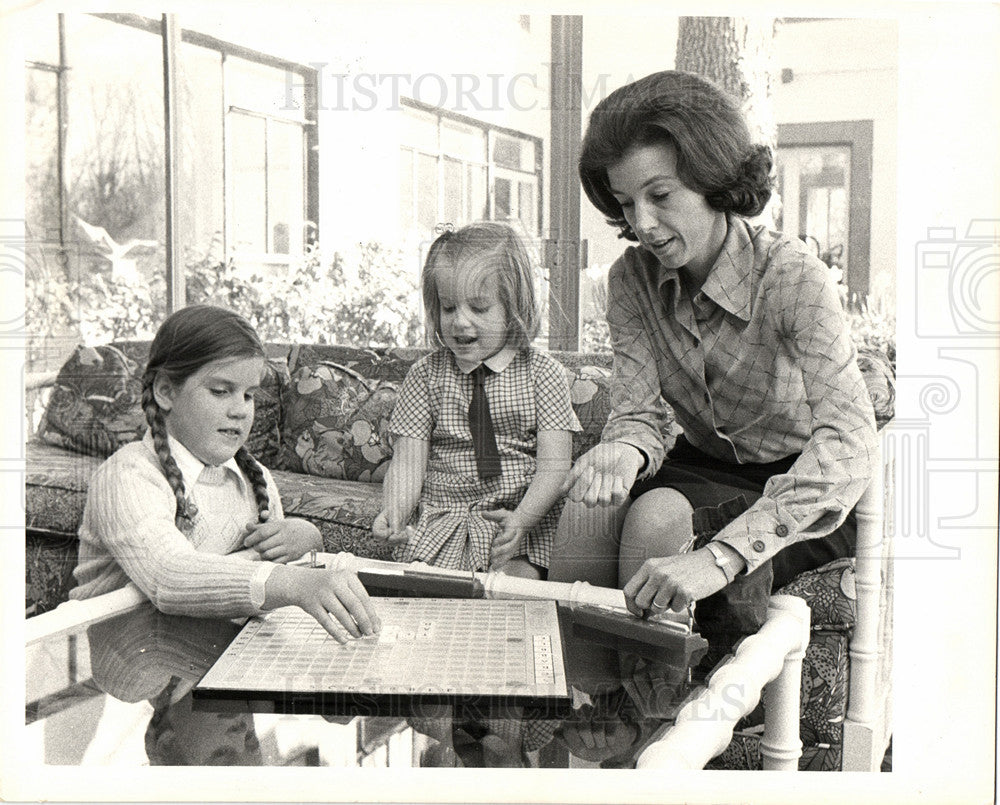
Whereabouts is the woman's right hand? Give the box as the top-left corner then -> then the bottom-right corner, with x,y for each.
266,565 -> 381,642
561,442 -> 644,507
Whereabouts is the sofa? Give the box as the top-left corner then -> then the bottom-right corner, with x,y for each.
24,338 -> 895,770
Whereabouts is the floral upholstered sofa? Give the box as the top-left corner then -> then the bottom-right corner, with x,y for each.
24,338 -> 895,770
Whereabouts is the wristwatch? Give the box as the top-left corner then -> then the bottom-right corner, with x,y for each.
704,541 -> 743,585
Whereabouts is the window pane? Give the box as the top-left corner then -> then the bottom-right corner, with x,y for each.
64,14 -> 166,341
25,68 -> 60,241
467,164 -> 487,221
518,180 -> 536,234
178,42 -> 224,266
494,177 -> 511,220
25,66 -> 66,375
267,119 -> 304,254
441,119 -> 486,162
493,136 -> 521,170
226,55 -> 302,118
442,157 -> 463,226
493,133 -> 534,171
229,112 -> 267,252
776,145 -> 851,277
25,15 -> 59,65
402,106 -> 438,153
416,152 -> 438,235
399,148 -> 414,233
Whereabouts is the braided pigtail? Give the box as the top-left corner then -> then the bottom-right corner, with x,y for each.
142,372 -> 198,534
235,446 -> 271,523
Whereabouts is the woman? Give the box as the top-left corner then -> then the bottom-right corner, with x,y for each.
549,71 -> 877,643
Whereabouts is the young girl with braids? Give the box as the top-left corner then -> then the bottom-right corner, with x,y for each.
71,305 -> 379,642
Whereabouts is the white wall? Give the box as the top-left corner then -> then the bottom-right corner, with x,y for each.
773,17 -> 899,306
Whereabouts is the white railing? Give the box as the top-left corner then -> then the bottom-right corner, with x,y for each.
635,595 -> 810,770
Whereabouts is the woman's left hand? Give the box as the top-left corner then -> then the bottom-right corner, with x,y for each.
622,549 -> 728,618
243,517 -> 323,563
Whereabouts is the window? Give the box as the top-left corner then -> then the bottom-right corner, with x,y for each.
23,13 -> 318,372
224,55 -> 309,262
399,100 -> 541,241
776,121 -> 873,298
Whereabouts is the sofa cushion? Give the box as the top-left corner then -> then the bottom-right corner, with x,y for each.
38,341 -> 290,467
26,441 -> 104,539
26,440 -> 392,562
269,469 -> 391,559
857,346 -> 895,430
279,344 -> 667,481
776,557 -> 856,630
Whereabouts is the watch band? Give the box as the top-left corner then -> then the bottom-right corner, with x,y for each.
705,541 -> 739,585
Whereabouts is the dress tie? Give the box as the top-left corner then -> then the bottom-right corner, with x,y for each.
469,364 -> 501,480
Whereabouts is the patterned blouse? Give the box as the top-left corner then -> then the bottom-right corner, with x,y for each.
388,347 -> 581,572
603,214 -> 878,573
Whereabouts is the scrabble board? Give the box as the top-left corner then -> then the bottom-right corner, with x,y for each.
194,598 -> 570,716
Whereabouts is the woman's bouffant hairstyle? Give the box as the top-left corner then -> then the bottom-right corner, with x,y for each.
141,304 -> 270,534
421,222 -> 540,351
579,70 -> 773,240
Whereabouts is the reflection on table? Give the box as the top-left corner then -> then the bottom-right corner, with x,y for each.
25,600 -> 705,768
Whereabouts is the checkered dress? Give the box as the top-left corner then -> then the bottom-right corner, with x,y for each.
388,348 -> 581,571
603,215 -> 878,573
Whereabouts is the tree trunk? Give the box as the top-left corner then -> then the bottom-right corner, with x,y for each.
675,16 -> 777,151
676,16 -> 778,223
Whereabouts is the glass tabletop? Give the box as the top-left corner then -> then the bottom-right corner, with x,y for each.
25,598 -> 709,769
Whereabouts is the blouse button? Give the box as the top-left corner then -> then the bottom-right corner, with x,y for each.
752,540 -> 767,553
775,524 -> 789,538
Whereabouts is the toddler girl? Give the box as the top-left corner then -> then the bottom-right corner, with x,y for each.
373,222 -> 580,579
72,304 -> 379,642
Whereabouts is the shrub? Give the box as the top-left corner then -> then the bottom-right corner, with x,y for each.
25,239 -> 426,367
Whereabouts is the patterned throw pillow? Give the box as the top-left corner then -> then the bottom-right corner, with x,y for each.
39,342 -> 289,464
278,361 -> 401,482
39,345 -> 146,457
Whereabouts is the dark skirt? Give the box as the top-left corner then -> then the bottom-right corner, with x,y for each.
631,436 -> 857,592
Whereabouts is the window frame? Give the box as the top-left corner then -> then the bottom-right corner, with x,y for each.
777,120 -> 874,297
52,13 -> 320,305
399,96 -> 544,238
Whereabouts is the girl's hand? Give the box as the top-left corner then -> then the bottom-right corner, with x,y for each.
372,511 -> 414,547
482,509 -> 529,570
561,443 -> 644,508
622,549 -> 728,618
243,518 -> 322,563
267,565 -> 381,643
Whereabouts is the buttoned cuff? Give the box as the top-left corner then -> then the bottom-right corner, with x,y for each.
250,562 -> 276,611
610,438 -> 659,481
713,499 -> 799,574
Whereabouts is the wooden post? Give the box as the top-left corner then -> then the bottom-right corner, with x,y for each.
162,13 -> 184,312
547,15 -> 584,352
